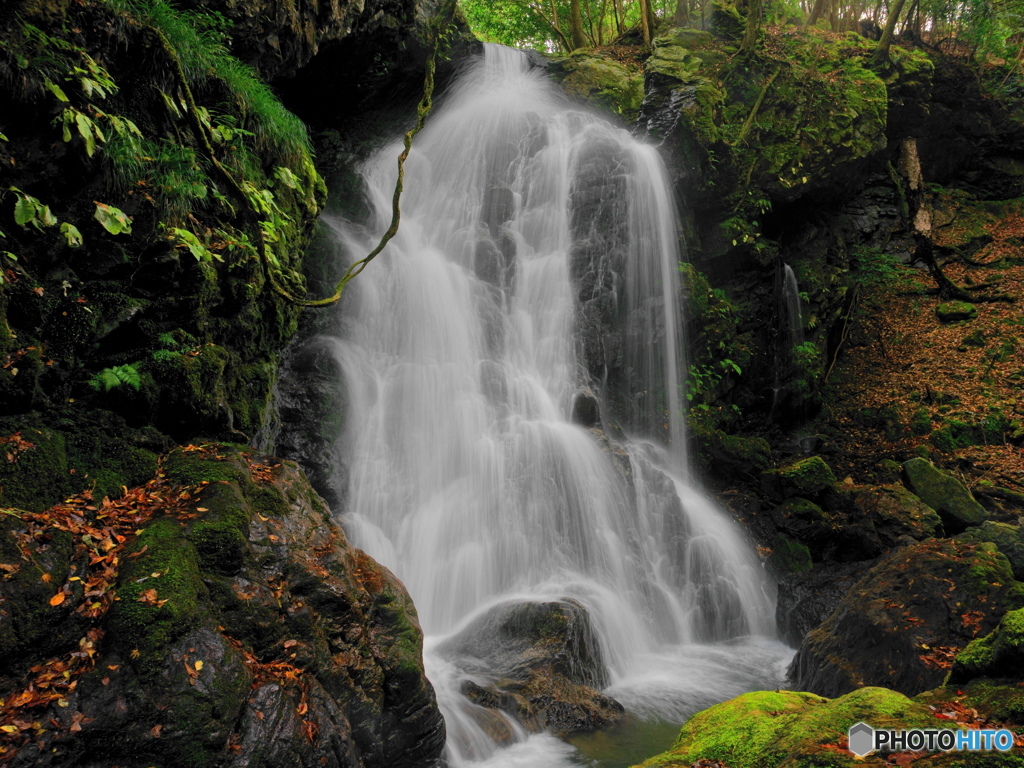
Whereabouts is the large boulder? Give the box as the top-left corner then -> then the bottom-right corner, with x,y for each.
852,483 -> 943,546
789,538 -> 1024,697
776,561 -> 869,647
0,445 -> 444,768
958,521 -> 1024,581
438,599 -> 624,737
631,687 -> 942,768
949,607 -> 1024,684
902,458 -> 987,533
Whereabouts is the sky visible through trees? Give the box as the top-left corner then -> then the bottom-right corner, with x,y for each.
458,0 -> 1024,67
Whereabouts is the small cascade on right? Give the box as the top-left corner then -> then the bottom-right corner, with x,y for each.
783,263 -> 805,356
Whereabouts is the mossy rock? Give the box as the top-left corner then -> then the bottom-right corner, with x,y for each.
936,301 -> 978,322
789,538 -> 1024,697
633,687 -> 941,768
902,458 -> 986,533
766,534 -> 812,574
950,607 -> 1024,683
0,424 -> 72,512
705,430 -> 773,476
549,51 -> 644,122
109,518 -> 207,672
853,483 -> 943,545
918,678 -> 1024,725
958,521 -> 1024,581
772,456 -> 838,497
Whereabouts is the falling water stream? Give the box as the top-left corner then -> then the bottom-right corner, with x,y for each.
783,264 -> 805,353
329,46 -> 793,767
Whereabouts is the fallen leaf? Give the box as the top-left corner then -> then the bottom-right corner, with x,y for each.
49,592 -> 65,607
194,660 -> 203,672
283,640 -> 298,649
130,649 -> 140,659
150,724 -> 162,737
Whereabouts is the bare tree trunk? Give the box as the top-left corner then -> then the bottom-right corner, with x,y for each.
613,0 -> 624,33
639,0 -> 655,43
898,138 -> 971,300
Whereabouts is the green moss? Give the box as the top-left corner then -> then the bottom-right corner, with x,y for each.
110,517 -> 206,670
637,687 -> 941,768
936,301 -> 978,322
0,425 -> 71,512
185,482 -> 250,575
161,445 -> 251,487
550,51 -> 644,122
776,456 -> 838,496
767,535 -> 812,573
902,458 -> 986,532
950,607 -> 1024,682
962,329 -> 987,347
959,522 -> 1024,581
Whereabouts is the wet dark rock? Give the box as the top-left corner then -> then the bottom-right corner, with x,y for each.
789,538 -> 1024,697
775,561 -> 870,647
571,388 -> 601,427
274,337 -> 348,510
439,599 -> 624,736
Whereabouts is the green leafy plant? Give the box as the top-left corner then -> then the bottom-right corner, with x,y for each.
165,226 -> 219,262
88,364 -> 141,392
6,188 -> 82,248
11,187 -> 57,231
94,202 -> 132,235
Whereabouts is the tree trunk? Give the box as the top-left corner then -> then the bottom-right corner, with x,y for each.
870,0 -> 907,66
807,0 -> 827,25
740,0 -> 763,53
675,0 -> 690,25
570,0 -> 587,49
639,0 -> 654,43
899,138 -> 972,301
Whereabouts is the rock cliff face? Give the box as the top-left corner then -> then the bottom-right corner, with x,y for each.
0,0 -> 456,763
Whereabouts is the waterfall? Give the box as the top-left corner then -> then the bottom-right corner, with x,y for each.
330,45 -> 791,766
783,263 -> 805,353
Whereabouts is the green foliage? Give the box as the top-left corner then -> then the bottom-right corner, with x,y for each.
88,364 -> 142,392
849,245 -> 907,291
10,187 -> 58,231
166,226 -> 220,263
94,202 -> 133,235
114,0 -> 311,169
104,136 -> 208,222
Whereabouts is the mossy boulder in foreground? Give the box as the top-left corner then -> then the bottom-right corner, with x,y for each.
631,687 -> 941,768
0,445 -> 444,768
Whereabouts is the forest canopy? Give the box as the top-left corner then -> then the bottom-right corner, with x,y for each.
458,0 -> 1024,66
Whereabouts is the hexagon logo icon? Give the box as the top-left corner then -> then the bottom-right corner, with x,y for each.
848,722 -> 875,757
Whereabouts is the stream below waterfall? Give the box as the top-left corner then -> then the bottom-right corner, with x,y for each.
327,44 -> 794,767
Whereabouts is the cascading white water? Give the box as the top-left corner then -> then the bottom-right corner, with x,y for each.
783,263 -> 805,353
330,45 -> 792,766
